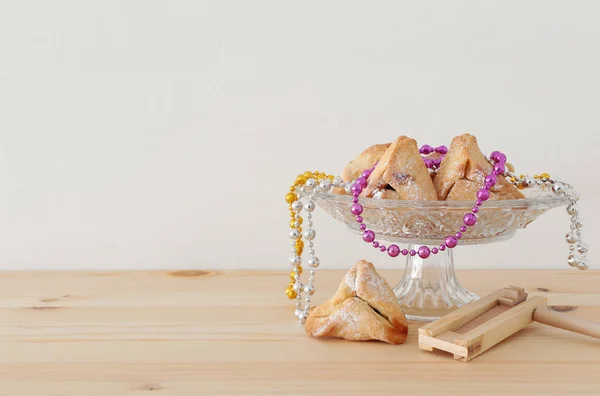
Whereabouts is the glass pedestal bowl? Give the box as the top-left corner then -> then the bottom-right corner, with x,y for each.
314,186 -> 569,321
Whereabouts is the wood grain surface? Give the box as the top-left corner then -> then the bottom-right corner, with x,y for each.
0,270 -> 599,395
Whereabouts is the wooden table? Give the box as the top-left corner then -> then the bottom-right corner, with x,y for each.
1,270 -> 599,395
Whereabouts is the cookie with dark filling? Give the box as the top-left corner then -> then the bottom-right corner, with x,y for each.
304,260 -> 408,344
362,136 -> 438,200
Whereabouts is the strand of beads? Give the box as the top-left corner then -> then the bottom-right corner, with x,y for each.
506,172 -> 588,270
350,150 -> 507,258
420,144 -> 448,170
286,171 -> 334,323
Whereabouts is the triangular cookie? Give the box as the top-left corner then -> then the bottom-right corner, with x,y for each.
362,136 -> 438,200
435,134 -> 524,200
342,143 -> 390,182
305,260 -> 408,344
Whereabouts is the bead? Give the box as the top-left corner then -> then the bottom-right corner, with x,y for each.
303,229 -> 315,240
379,245 -> 387,252
350,203 -> 364,216
361,169 -> 373,178
409,250 -> 416,256
290,219 -> 297,228
319,179 -> 332,191
303,284 -> 315,295
372,241 -> 379,248
305,201 -> 315,212
356,176 -> 368,188
305,178 -> 317,191
552,183 -> 565,195
350,183 -> 363,195
576,242 -> 589,254
460,226 -> 467,233
565,232 -> 578,244
493,163 -> 505,175
418,246 -> 431,259
436,145 -> 448,155
432,158 -> 442,168
540,173 -> 550,179
455,232 -> 463,239
356,216 -> 363,223
352,197 -> 359,203
285,287 -> 297,299
285,193 -> 298,204
420,144 -> 433,155
296,265 -> 303,274
298,312 -> 307,324
575,219 -> 583,229
296,175 -> 307,185
568,191 -> 580,202
360,224 -> 366,230
289,229 -> 301,239
388,244 -> 400,257
567,254 -> 580,267
423,159 -> 433,169
290,271 -> 297,280
577,260 -> 589,270
463,213 -> 477,226
566,203 -> 579,215
295,239 -> 304,250
472,206 -> 479,213
294,308 -> 301,317
291,200 -> 303,212
477,189 -> 490,201
290,256 -> 301,266
432,247 -> 439,254
333,176 -> 344,188
362,230 -> 375,243
402,249 -> 409,255
475,200 -> 483,206
445,236 -> 458,248
292,281 -> 303,293
485,174 -> 497,187
490,151 -> 506,164
439,244 -> 446,251
344,184 -> 352,194
307,257 -> 320,268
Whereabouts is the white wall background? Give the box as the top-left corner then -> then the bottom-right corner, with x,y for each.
0,0 -> 598,270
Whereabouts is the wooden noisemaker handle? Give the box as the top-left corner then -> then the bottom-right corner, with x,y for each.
534,308 -> 600,339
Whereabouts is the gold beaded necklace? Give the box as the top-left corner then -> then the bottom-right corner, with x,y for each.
285,171 -> 334,299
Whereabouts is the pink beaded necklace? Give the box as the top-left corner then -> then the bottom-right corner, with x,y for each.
349,145 -> 507,259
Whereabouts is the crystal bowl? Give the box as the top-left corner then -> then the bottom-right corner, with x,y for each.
314,186 -> 569,321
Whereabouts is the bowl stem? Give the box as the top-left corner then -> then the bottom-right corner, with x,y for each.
392,244 -> 478,321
